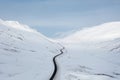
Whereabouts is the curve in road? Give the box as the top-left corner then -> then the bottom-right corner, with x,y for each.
49,47 -> 65,80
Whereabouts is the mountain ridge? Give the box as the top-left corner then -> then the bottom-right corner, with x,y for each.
60,21 -> 120,44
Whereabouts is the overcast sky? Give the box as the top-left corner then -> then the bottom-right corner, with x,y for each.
0,0 -> 120,37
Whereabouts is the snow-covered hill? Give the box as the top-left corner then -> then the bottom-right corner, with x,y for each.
0,19 -> 62,80
58,22 -> 120,80
61,22 -> 120,44
0,19 -> 120,80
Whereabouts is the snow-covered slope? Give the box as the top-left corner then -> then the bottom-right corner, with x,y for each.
58,22 -> 120,80
1,19 -> 120,80
61,22 -> 120,44
0,19 -> 62,80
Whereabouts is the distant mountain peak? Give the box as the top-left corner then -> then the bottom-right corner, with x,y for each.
0,19 -> 35,32
61,21 -> 120,44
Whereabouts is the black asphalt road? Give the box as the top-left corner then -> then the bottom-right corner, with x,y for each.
49,47 -> 65,80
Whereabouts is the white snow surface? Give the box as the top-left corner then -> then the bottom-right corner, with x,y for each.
0,19 -> 62,80
61,22 -> 120,44
0,19 -> 120,80
0,19 -> 34,32
58,22 -> 120,80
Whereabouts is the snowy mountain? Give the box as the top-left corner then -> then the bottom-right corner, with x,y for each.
58,22 -> 120,80
61,22 -> 120,44
0,19 -> 63,80
0,19 -> 120,80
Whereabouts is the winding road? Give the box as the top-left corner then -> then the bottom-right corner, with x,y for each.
49,47 -> 65,80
